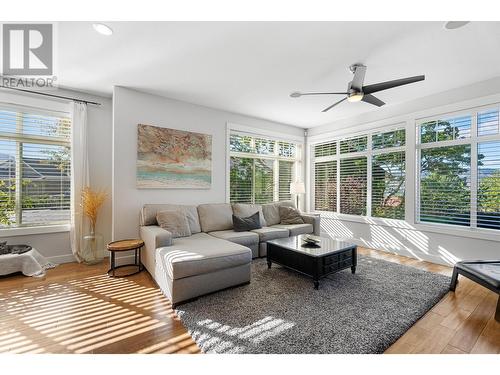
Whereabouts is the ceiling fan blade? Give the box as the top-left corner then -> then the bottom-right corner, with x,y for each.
291,91 -> 348,98
322,97 -> 347,112
362,75 -> 425,95
350,65 -> 367,91
362,94 -> 385,107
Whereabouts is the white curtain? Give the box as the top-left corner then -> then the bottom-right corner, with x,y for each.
70,102 -> 89,262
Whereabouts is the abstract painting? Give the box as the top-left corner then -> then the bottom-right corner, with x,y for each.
137,124 -> 212,188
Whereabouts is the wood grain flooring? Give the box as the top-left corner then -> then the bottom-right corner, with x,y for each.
0,247 -> 498,354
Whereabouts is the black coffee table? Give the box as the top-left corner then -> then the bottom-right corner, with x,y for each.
266,235 -> 357,289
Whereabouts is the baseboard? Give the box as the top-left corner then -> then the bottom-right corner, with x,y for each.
47,253 -> 77,264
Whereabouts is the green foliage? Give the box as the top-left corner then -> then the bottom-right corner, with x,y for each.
0,180 -> 16,225
478,171 -> 500,212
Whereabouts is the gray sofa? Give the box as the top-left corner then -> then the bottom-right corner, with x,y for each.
139,200 -> 320,307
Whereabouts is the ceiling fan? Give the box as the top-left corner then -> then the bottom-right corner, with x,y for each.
290,64 -> 425,112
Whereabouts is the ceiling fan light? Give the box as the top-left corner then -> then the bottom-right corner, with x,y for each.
347,93 -> 364,102
93,23 -> 113,36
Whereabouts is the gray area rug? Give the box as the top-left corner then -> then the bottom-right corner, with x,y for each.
176,256 -> 450,354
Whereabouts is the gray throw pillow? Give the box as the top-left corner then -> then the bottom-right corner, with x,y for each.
232,212 -> 261,232
279,206 -> 305,225
156,210 -> 192,238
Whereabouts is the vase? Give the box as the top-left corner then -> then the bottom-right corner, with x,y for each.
82,230 -> 104,265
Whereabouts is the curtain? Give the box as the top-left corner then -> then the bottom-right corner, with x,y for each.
70,102 -> 89,262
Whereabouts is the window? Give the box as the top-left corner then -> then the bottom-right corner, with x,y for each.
419,145 -> 471,226
0,105 -> 71,228
478,141 -> 500,230
417,107 -> 500,231
313,126 -> 405,220
340,157 -> 367,215
372,151 -> 405,219
314,160 -> 336,211
229,132 -> 300,204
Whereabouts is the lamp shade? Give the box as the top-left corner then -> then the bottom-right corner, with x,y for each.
290,182 -> 305,195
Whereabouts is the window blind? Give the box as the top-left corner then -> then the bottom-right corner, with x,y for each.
478,109 -> 499,137
0,106 -> 71,228
278,160 -> 293,201
229,157 -> 253,203
419,145 -> 471,226
314,160 -> 336,211
372,129 -> 405,150
314,142 -> 336,158
477,141 -> 500,230
340,136 -> 367,154
254,159 -> 274,204
420,115 -> 472,143
372,152 -> 405,219
340,157 -> 367,215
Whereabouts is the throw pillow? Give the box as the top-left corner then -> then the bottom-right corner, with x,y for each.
279,206 -> 305,225
232,212 -> 262,232
156,210 -> 192,238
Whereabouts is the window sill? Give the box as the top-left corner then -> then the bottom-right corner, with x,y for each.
0,224 -> 70,237
314,211 -> 500,242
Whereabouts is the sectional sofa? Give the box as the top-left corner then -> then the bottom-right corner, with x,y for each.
139,200 -> 320,307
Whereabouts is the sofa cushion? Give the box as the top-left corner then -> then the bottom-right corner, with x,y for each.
198,203 -> 233,232
233,212 -> 262,232
251,227 -> 289,242
157,233 -> 251,280
262,200 -> 296,226
272,223 -> 313,236
156,210 -> 192,238
232,203 -> 267,227
279,206 -> 305,225
208,230 -> 259,247
141,204 -> 201,233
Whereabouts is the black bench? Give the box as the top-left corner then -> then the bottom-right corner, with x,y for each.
450,260 -> 500,322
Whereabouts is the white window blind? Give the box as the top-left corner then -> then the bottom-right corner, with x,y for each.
372,129 -> 405,150
314,160 -> 336,211
340,136 -> 367,154
314,141 -> 336,158
278,160 -> 294,201
478,109 -> 499,137
372,152 -> 405,219
0,105 -> 71,228
419,144 -> 471,227
478,141 -> 500,230
420,115 -> 472,143
340,157 -> 367,215
229,132 -> 300,204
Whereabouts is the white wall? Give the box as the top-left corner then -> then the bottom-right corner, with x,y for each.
112,86 -> 304,240
307,77 -> 500,266
0,89 -> 112,263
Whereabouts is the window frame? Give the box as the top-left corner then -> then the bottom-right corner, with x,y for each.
415,104 -> 500,232
228,129 -> 302,205
0,102 -> 72,232
311,124 -> 406,220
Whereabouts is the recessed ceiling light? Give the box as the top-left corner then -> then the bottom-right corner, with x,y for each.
444,21 -> 470,30
93,23 -> 113,36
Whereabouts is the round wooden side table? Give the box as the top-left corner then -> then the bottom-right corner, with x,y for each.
106,239 -> 144,277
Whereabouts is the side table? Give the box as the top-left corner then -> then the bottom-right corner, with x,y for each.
106,239 -> 144,277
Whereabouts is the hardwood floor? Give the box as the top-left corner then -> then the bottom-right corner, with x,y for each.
0,247 -> 498,354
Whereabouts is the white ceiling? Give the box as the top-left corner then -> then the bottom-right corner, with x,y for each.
57,21 -> 500,128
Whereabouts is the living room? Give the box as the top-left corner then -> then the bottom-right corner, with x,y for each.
1,1 -> 499,373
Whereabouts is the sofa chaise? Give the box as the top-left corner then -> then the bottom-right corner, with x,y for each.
139,201 -> 320,307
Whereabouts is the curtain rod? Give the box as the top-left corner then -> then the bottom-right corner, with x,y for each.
0,85 -> 102,106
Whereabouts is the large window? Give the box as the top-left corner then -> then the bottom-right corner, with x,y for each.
313,127 -> 406,220
0,105 -> 71,228
417,107 -> 500,231
229,132 -> 300,204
